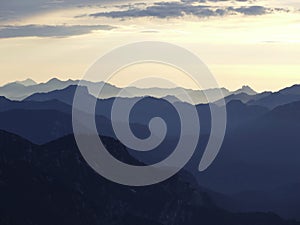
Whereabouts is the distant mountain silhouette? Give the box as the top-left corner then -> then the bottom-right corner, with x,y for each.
0,78 -> 117,100
0,96 -> 71,114
248,85 -> 300,109
223,92 -> 271,104
0,105 -> 150,144
24,81 -> 230,104
25,85 -> 91,105
10,87 -> 299,219
232,85 -> 257,96
7,78 -> 300,109
1,78 -> 260,104
1,81 -> 300,221
279,84 -> 300,95
219,84 -> 300,109
0,83 -> 269,142
1,130 -> 299,225
0,87 -> 270,144
194,100 -> 300,219
0,78 -> 78,100
15,78 -> 37,86
22,80 -> 300,110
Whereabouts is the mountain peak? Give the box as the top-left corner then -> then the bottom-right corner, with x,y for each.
233,85 -> 257,96
47,78 -> 61,84
15,78 -> 37,86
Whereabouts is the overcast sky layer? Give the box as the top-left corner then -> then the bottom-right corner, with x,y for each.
0,0 -> 299,91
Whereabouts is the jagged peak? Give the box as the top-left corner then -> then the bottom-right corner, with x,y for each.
16,78 -> 37,86
233,85 -> 257,95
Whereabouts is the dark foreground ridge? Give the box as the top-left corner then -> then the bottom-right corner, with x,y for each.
0,130 -> 299,225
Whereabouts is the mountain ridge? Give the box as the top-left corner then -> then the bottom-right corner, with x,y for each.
1,78 -> 260,104
1,129 -> 299,225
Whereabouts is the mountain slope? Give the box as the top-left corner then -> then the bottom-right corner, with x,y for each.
0,109 -> 73,144
194,100 -> 300,219
0,96 -> 71,114
24,85 -> 92,105
248,84 -> 300,109
0,130 -> 299,225
0,92 -> 270,144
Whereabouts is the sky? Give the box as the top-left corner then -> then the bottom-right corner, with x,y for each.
0,0 -> 299,92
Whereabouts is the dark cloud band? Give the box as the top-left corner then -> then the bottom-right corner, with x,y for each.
89,2 -> 284,19
0,0 -> 123,22
0,24 -> 115,38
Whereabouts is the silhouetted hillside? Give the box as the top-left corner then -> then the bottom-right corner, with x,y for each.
0,96 -> 71,114
1,83 -> 300,222
25,85 -> 92,105
195,100 -> 300,219
248,85 -> 300,109
0,109 -> 73,144
1,130 -> 299,225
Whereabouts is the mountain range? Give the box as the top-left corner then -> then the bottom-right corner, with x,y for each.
1,79 -> 300,223
3,78 -> 300,109
0,78 -> 257,104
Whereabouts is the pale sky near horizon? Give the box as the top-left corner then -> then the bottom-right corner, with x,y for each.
0,0 -> 299,92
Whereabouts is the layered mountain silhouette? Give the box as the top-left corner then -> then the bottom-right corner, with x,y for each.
0,85 -> 267,144
231,85 -> 257,96
0,78 -> 78,100
1,78 -> 256,104
247,85 -> 300,109
0,96 -> 71,114
193,99 -> 300,220
2,78 -> 300,107
1,130 -> 299,225
223,84 -> 300,109
15,78 -> 37,86
1,80 -> 300,223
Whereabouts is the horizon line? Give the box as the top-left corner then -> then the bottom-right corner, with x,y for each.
1,76 -> 299,93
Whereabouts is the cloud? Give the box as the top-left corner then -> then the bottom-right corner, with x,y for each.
231,6 -> 268,15
0,24 -> 115,38
181,0 -> 250,2
1,0 -> 295,23
90,2 -> 221,18
89,2 -> 275,19
0,0 -> 122,21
